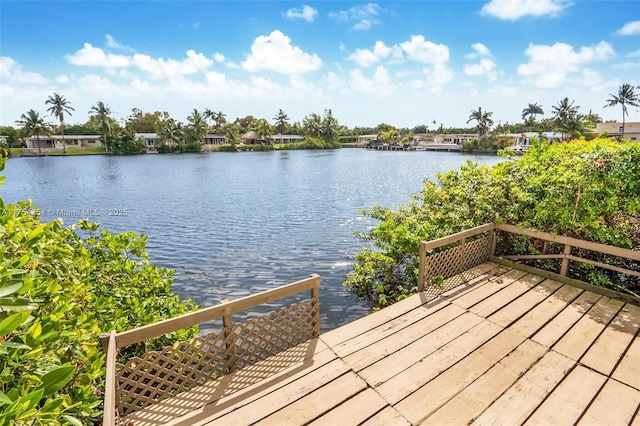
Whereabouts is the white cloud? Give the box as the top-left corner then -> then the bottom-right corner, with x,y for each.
213,52 -> 238,69
627,49 -> 640,58
0,56 -> 48,84
348,41 -> 401,67
615,20 -> 640,36
399,35 -> 449,64
422,63 -> 454,93
283,5 -> 318,22
242,30 -> 322,74
349,65 -> 397,95
464,43 -> 498,80
66,43 -> 131,68
193,22 -> 201,29
329,3 -> 383,30
105,34 -> 133,52
582,68 -> 604,91
55,75 -> 70,84
517,41 -> 614,87
465,42 -> 491,59
464,59 -> 498,80
481,0 -> 571,20
132,50 -> 213,79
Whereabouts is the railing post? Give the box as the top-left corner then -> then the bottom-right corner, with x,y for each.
560,244 -> 572,276
458,237 -> 467,273
490,229 -> 498,257
103,331 -> 118,426
310,274 -> 320,337
221,304 -> 235,371
418,241 -> 426,292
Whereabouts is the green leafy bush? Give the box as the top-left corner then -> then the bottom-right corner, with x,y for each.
0,157 -> 198,424
345,138 -> 640,308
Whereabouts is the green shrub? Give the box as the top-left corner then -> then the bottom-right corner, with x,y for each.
345,138 -> 640,308
0,157 -> 198,424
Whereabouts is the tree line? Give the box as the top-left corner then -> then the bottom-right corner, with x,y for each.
2,83 -> 638,155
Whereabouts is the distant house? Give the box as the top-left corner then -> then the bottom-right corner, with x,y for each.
357,134 -> 378,144
439,134 -> 476,145
136,133 -> 158,148
241,131 -> 266,145
24,135 -> 102,150
504,132 -> 563,153
271,134 -> 304,144
594,122 -> 640,141
203,134 -> 226,145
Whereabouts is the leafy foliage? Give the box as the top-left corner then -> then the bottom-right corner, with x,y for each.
0,157 -> 198,424
345,138 -> 640,309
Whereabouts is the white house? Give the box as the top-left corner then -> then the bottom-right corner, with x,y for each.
594,122 -> 640,141
24,135 -> 102,150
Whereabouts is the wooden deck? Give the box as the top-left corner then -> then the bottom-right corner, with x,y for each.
124,262 -> 640,425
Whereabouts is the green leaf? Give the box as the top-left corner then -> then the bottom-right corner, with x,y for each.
0,297 -> 37,312
38,365 -> 76,397
0,391 -> 12,405
16,388 -> 44,412
0,281 -> 23,297
61,415 -> 83,426
0,312 -> 25,335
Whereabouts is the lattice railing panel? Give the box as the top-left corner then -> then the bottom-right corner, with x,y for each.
422,235 -> 491,301
229,298 -> 318,370
115,299 -> 317,416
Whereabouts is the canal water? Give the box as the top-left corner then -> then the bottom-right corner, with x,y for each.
1,149 -> 503,331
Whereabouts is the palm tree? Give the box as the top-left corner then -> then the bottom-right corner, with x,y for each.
303,113 -> 322,138
16,110 -> 50,155
552,98 -> 580,141
157,119 -> 182,152
273,109 -> 290,143
213,111 -> 227,133
89,101 -> 113,152
225,129 -> 241,150
203,108 -> 215,132
253,118 -> 274,146
467,107 -> 494,139
321,109 -> 339,142
45,93 -> 74,154
604,83 -> 640,140
187,109 -> 208,143
521,103 -> 544,131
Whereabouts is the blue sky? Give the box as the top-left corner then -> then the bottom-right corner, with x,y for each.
1,1 -> 639,129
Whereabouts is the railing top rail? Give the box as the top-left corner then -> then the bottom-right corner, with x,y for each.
420,223 -> 496,251
495,223 -> 640,262
102,274 -> 320,349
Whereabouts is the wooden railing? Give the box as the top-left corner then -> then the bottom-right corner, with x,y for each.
100,274 -> 320,424
419,223 -> 640,304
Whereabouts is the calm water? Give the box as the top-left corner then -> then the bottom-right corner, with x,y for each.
0,149 -> 503,331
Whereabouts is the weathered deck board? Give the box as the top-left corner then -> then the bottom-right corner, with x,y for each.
307,388 -> 388,426
120,265 -> 640,426
487,279 -> 563,328
421,339 -> 547,426
552,296 -> 623,361
471,351 -> 575,425
375,320 -> 502,404
531,290 -> 601,347
469,273 -> 546,317
524,365 -> 607,425
581,303 -> 640,376
509,284 -> 582,338
394,328 -> 527,424
578,378 -> 640,426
